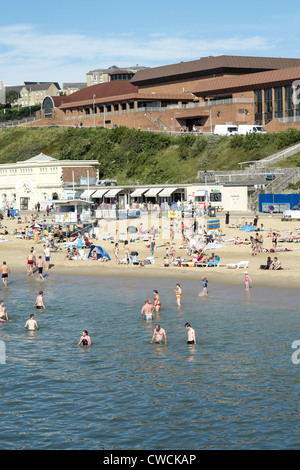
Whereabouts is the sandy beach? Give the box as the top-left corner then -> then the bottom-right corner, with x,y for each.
0,210 -> 299,289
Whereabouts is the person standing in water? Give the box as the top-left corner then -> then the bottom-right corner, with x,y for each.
244,271 -> 252,290
0,261 -> 10,287
78,330 -> 92,346
201,276 -> 208,296
0,301 -> 8,321
141,299 -> 154,319
34,291 -> 46,310
174,284 -> 182,307
36,256 -> 45,280
150,324 -> 167,345
185,323 -> 196,344
153,290 -> 161,312
25,314 -> 39,331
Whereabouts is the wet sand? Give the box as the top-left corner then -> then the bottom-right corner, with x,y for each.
0,210 -> 300,290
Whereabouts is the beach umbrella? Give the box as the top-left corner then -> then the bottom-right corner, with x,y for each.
30,223 -> 42,228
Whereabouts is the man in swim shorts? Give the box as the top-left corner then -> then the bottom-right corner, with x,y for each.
0,261 -> 10,287
36,256 -> 45,280
25,314 -> 39,331
185,322 -> 196,344
43,245 -> 50,270
27,250 -> 35,276
150,324 -> 167,344
34,291 -> 46,310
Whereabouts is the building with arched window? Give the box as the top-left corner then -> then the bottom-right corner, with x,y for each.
0,153 -> 98,211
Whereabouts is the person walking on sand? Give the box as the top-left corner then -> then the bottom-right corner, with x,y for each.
150,324 -> 167,345
185,323 -> 196,344
34,291 -> 46,310
43,244 -> 50,270
77,330 -> 92,346
244,271 -> 252,290
36,256 -> 45,280
114,243 -> 119,265
174,284 -> 182,307
27,249 -> 35,276
25,314 -> 39,331
0,261 -> 10,287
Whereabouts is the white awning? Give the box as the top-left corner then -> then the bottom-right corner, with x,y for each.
80,189 -> 96,199
92,189 -> 109,198
130,188 -> 149,197
144,188 -> 163,197
195,190 -> 206,197
104,188 -> 122,198
159,187 -> 178,197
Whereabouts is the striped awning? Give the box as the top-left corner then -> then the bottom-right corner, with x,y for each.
92,189 -> 109,198
144,188 -> 163,197
104,188 -> 122,198
80,189 -> 96,199
130,188 -> 148,197
159,187 -> 178,197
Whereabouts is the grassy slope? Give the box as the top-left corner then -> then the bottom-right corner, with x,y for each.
0,126 -> 300,184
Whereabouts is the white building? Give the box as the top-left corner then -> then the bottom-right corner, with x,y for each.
0,153 -> 98,211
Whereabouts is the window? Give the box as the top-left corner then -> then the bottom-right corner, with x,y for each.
254,90 -> 263,124
210,192 -> 222,202
285,85 -> 294,118
264,88 -> 273,124
274,87 -> 283,118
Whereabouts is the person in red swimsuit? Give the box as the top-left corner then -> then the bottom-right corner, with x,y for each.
153,290 -> 161,312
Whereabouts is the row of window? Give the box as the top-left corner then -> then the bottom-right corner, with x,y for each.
0,167 -> 59,175
254,85 -> 300,125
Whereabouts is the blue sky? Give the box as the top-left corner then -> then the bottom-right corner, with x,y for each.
1,0 -> 299,86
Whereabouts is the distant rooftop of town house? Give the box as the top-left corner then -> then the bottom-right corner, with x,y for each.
25,153 -> 58,163
193,65 -> 300,97
63,82 -> 87,89
130,55 -> 300,85
87,65 -> 148,74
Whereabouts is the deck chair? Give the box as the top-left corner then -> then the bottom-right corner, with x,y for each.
227,260 -> 249,269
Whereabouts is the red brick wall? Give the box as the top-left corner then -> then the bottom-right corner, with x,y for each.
62,166 -> 98,183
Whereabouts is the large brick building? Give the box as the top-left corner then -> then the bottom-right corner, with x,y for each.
38,55 -> 300,132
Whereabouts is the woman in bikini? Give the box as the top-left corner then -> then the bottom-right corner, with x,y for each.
153,290 -> 161,312
174,284 -> 182,307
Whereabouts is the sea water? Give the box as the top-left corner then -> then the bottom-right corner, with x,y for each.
0,273 -> 299,450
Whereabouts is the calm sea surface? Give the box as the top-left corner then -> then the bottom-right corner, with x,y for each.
0,272 -> 299,450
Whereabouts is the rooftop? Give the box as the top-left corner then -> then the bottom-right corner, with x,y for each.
193,65 -> 300,96
131,55 -> 300,85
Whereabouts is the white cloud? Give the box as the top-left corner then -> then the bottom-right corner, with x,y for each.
0,24 -> 274,84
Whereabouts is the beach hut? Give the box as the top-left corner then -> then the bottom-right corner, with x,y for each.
87,245 -> 111,260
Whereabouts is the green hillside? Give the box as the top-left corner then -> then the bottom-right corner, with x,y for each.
1,126 -> 300,184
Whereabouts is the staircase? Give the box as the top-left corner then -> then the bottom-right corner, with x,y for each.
248,142 -> 300,169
